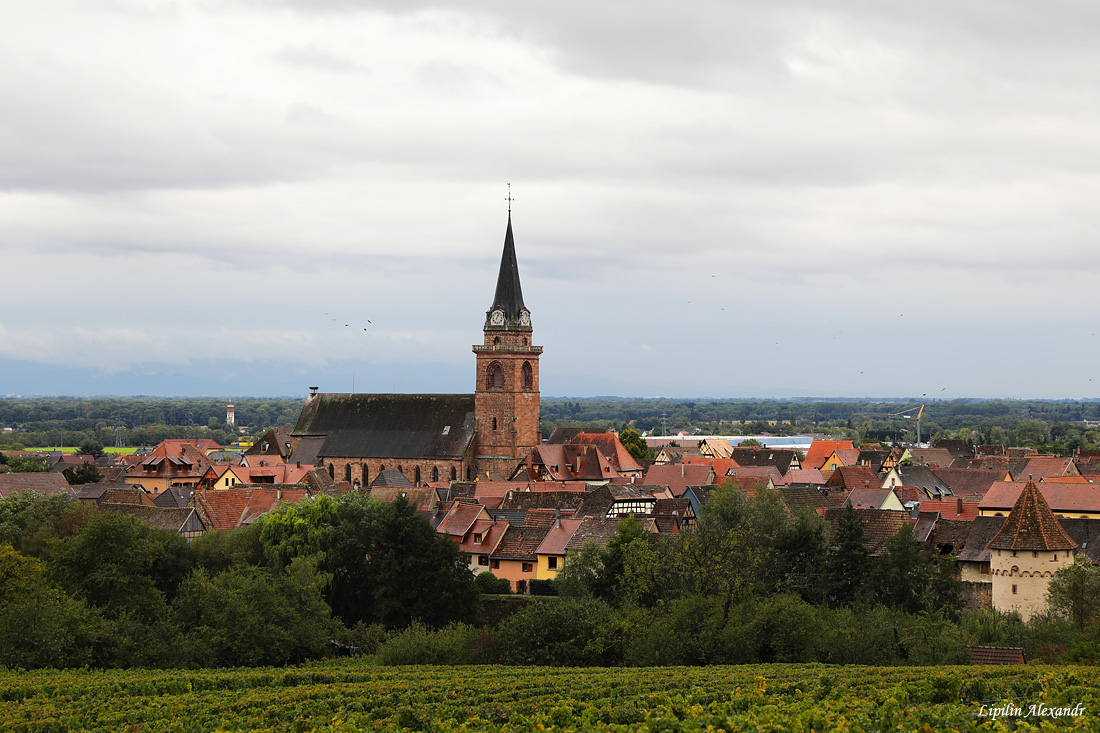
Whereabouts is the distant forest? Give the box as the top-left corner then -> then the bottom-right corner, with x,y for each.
3,396 -> 1100,453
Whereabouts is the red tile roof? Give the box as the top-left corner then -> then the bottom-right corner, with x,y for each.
775,468 -> 824,486
917,498 -> 982,521
824,465 -> 881,491
569,433 -> 643,474
0,472 -> 76,499
804,440 -> 855,470
981,482 -> 1100,516
642,463 -> 715,497
436,501 -> 486,538
988,481 -> 1077,551
682,457 -> 741,477
535,518 -> 584,556
457,518 -> 509,555
492,526 -> 551,561
195,487 -> 309,531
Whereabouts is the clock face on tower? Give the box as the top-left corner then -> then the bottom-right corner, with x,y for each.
490,309 -> 505,326
519,309 -> 531,327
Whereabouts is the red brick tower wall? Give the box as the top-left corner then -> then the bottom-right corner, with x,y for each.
474,328 -> 542,480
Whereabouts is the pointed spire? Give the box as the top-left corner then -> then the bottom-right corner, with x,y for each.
486,212 -> 529,330
988,480 -> 1077,551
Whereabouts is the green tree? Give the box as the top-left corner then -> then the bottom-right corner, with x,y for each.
738,438 -> 764,448
0,543 -> 100,669
0,454 -> 50,473
870,526 -> 931,613
824,505 -> 870,607
63,463 -> 102,485
618,429 -> 653,462
174,557 -> 335,666
78,439 -> 106,460
46,512 -> 195,621
1046,556 -> 1100,630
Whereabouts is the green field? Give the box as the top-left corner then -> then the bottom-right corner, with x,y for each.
2,661 -> 1097,732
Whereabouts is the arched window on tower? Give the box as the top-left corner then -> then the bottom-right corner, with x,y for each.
486,362 -> 505,390
492,417 -> 498,431
451,466 -> 457,481
432,466 -> 439,482
522,361 -> 534,390
328,464 -> 334,479
414,466 -> 421,485
344,464 -> 351,483
362,465 -> 369,487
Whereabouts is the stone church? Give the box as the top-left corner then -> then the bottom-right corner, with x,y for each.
289,214 -> 542,485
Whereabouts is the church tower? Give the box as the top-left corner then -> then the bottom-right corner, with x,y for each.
473,212 -> 542,480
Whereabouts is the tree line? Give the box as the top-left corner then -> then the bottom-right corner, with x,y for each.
4,484 -> 1100,670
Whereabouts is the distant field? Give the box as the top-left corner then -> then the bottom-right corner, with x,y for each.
1,661 -> 1097,732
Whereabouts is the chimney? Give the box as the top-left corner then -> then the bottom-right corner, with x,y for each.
681,464 -> 685,478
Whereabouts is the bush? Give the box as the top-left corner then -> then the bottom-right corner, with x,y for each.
625,595 -> 728,666
376,622 -> 485,665
529,579 -> 558,596
475,571 -> 511,595
496,598 -> 615,666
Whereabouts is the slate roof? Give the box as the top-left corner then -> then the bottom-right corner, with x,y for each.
291,393 -> 476,460
485,213 -> 529,330
499,490 -> 585,511
957,517 -> 1008,563
153,485 -> 192,508
1057,518 -> 1100,564
935,439 -> 974,458
932,468 -> 1009,498
291,436 -> 326,466
988,481 -> 1078,551
370,469 -> 414,488
892,466 -> 953,498
487,508 -> 528,525
0,472 -> 76,498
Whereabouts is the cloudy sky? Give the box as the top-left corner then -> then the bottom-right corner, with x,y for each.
3,0 -> 1100,399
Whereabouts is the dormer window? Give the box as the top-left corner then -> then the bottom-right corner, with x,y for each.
473,532 -> 483,544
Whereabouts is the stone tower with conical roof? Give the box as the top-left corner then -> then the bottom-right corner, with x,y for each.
473,214 -> 543,480
989,480 -> 1077,621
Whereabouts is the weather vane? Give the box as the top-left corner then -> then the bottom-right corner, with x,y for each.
506,183 -> 513,214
